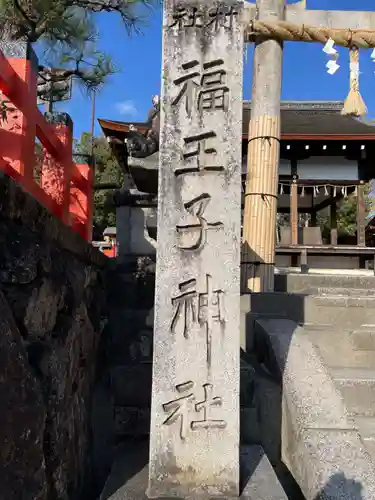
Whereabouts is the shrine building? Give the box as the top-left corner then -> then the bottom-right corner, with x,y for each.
98,101 -> 375,273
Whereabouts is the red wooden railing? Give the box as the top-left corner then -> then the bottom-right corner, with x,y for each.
0,45 -> 93,241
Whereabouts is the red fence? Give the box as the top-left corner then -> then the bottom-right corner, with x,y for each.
0,44 -> 93,241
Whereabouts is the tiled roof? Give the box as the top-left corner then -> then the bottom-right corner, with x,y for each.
243,101 -> 375,136
99,101 -> 375,138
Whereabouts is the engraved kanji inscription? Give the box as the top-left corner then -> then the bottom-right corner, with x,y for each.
191,383 -> 227,430
172,59 -> 229,116
175,131 -> 224,177
205,5 -> 238,31
168,5 -> 238,31
171,279 -> 197,339
176,193 -> 224,250
163,381 -> 226,439
168,6 -> 203,29
170,275 -> 224,368
198,274 -> 224,368
162,381 -> 195,440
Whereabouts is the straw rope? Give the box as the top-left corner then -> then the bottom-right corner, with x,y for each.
342,47 -> 367,116
245,20 -> 375,48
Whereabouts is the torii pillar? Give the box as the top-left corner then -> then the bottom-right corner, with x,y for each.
243,0 -> 375,292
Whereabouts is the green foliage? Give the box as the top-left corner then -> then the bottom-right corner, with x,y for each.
0,0 -> 154,90
75,132 -> 123,236
317,184 -> 372,238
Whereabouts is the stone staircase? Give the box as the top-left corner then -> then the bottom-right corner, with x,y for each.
307,324 -> 375,466
99,270 -> 375,499
246,272 -> 375,499
282,273 -> 375,467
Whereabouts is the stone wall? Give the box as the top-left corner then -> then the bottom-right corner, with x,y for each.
0,175 -> 107,500
91,256 -> 155,493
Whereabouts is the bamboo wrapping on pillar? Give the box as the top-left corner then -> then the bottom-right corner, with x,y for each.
242,115 -> 280,293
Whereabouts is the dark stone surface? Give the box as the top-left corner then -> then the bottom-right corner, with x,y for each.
90,256 -> 156,495
0,175 -> 107,500
0,175 -> 106,267
111,364 -> 152,407
0,290 -> 47,500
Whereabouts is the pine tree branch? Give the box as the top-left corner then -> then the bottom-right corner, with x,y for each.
12,0 -> 38,39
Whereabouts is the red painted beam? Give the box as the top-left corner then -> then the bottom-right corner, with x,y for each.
0,51 -> 17,95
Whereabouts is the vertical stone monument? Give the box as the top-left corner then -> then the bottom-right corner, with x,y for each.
148,0 -> 243,497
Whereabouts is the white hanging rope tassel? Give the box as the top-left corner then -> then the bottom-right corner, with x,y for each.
344,186 -> 348,197
324,185 -> 329,196
333,186 -> 337,197
280,183 -> 284,195
354,186 -> 358,196
314,186 -> 319,197
341,186 -> 345,195
342,46 -> 367,117
301,186 -> 305,198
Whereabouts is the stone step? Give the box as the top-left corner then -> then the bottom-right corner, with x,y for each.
355,416 -> 375,461
331,368 -> 375,417
314,287 -> 375,297
304,326 -> 375,369
100,443 -> 290,500
274,273 -> 375,294
246,293 -> 375,328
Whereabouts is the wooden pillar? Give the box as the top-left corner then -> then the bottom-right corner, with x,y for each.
0,40 -> 37,183
330,187 -> 337,245
40,112 -> 73,225
357,183 -> 366,246
290,181 -> 298,245
70,162 -> 93,242
243,0 -> 284,292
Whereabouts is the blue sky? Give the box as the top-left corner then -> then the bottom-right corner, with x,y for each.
38,0 -> 375,140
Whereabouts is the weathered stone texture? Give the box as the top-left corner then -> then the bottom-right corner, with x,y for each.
0,175 -> 107,500
149,0 -> 244,495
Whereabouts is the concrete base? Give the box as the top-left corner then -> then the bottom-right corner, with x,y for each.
100,444 -> 288,500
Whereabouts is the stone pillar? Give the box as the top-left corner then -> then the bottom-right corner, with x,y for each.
41,112 -> 73,224
148,0 -> 243,497
115,191 -> 157,259
0,40 -> 37,183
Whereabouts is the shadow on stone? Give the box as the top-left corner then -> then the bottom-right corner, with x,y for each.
99,441 -> 149,500
314,473 -> 364,500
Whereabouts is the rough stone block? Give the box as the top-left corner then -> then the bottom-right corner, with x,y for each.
0,290 -> 47,500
